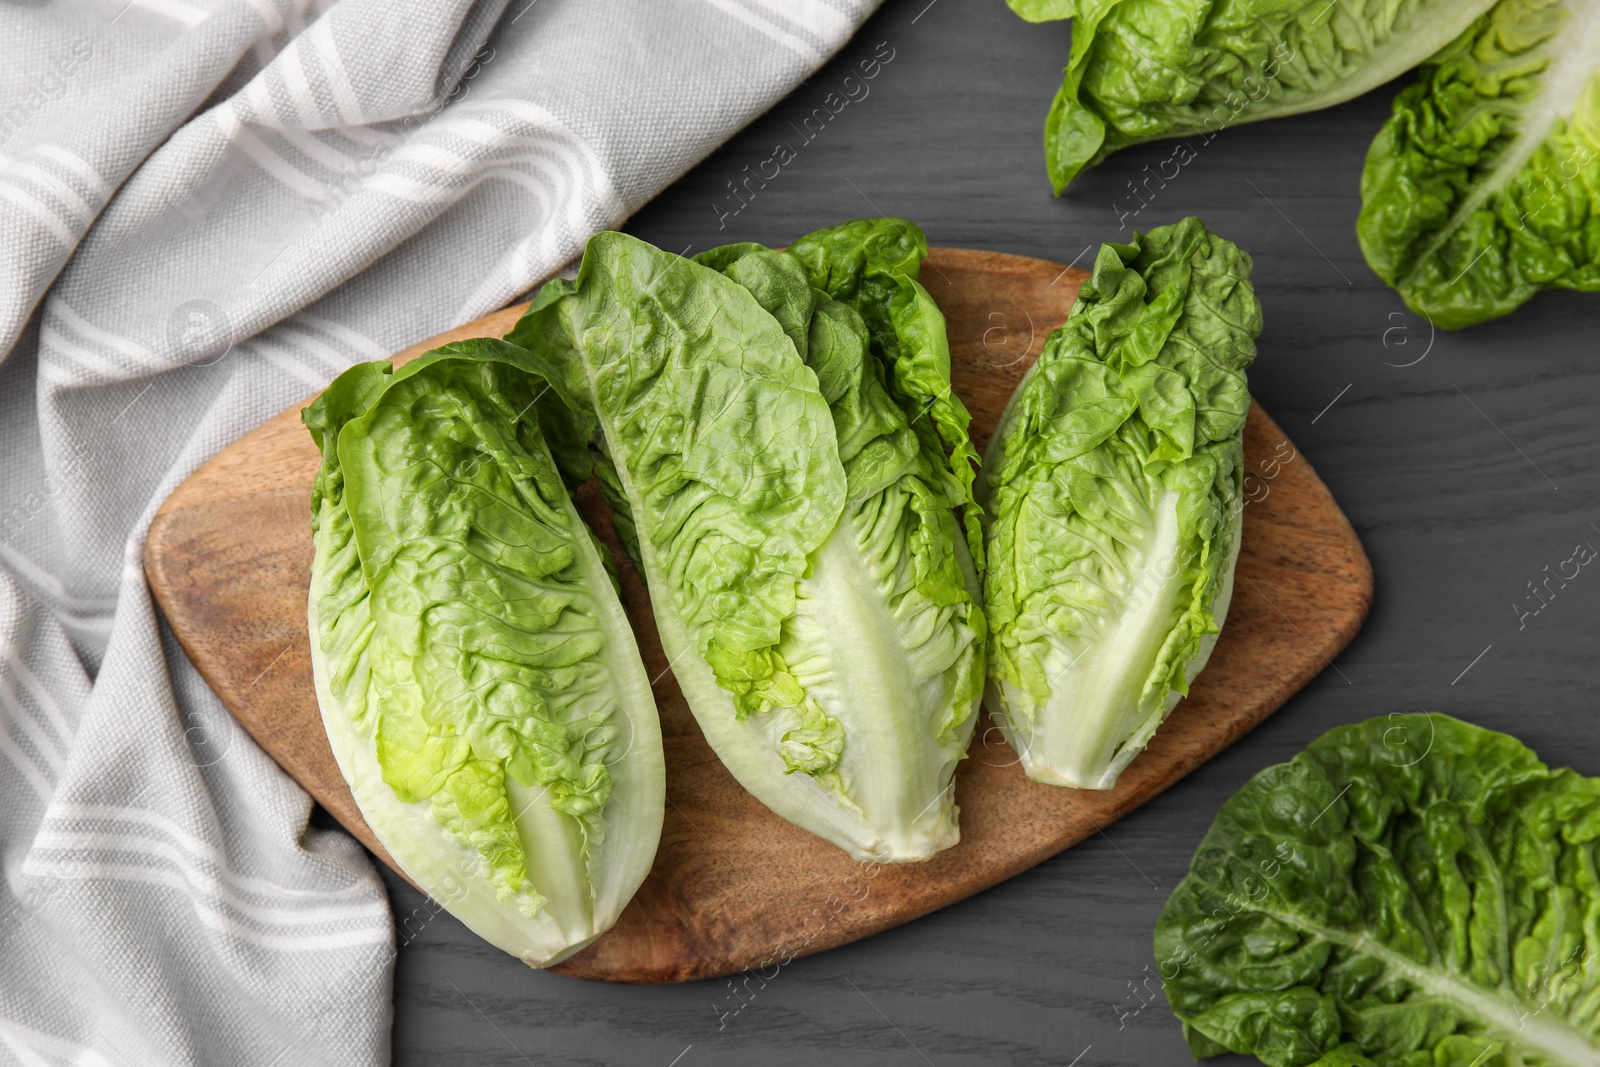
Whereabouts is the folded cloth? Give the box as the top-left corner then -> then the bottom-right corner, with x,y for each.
0,1 -> 880,1062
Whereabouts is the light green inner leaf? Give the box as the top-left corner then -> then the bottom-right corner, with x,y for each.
507,228 -> 984,862
304,339 -> 661,965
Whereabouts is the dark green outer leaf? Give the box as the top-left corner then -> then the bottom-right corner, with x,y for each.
1157,714 -> 1600,1066
1046,0 -> 1481,194
1357,0 -> 1600,329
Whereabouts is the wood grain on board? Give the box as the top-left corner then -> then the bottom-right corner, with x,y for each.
143,247 -> 1371,984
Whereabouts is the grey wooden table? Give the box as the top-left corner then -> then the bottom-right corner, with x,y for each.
383,2 -> 1600,1064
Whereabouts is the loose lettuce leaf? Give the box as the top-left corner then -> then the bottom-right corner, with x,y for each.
1045,0 -> 1481,193
695,242 -> 987,858
1005,0 -> 1078,21
1358,0 -> 1600,328
1158,714 -> 1600,1066
787,218 -> 985,571
980,217 -> 1257,789
304,339 -> 662,966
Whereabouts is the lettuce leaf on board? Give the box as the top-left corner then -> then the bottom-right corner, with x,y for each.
979,217 -> 1257,790
305,339 -> 663,966
1041,0 -> 1481,193
695,241 -> 986,858
508,230 -> 982,861
786,218 -> 985,570
1157,714 -> 1600,1066
1359,0 -> 1600,329
506,234 -> 861,848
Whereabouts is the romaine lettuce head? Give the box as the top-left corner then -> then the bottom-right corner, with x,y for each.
696,235 -> 987,860
507,229 -> 984,862
980,217 -> 1258,790
1158,714 -> 1600,1066
1359,0 -> 1600,328
304,338 -> 663,966
1045,0 -> 1480,193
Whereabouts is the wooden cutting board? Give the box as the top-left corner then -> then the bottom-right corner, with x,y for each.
144,247 -> 1372,984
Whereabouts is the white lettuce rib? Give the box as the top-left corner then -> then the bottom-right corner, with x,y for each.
625,478 -> 980,863
780,512 -> 978,861
987,490 -> 1241,791
1264,906 -> 1600,1067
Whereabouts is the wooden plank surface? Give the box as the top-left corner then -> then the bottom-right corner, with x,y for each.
143,246 -> 1371,984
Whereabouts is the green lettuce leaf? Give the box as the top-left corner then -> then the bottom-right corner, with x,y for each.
1005,0 -> 1078,21
787,217 -> 985,571
1358,0 -> 1600,328
507,234 -> 865,847
1045,0 -> 1481,193
695,242 -> 987,858
1157,714 -> 1600,1066
979,217 -> 1257,789
509,231 -> 983,861
304,338 -> 662,966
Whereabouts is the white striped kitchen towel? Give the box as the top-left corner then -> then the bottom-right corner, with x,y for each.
0,1 -> 881,1063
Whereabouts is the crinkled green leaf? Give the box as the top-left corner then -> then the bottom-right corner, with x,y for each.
1045,0 -> 1481,193
1358,0 -> 1600,328
509,234 -> 844,723
304,339 -> 662,966
787,217 -> 984,571
1005,0 -> 1078,21
980,217 -> 1257,789
508,230 -> 984,861
305,361 -> 392,741
508,234 -> 876,849
1158,714 -> 1600,1066
695,241 -> 988,857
